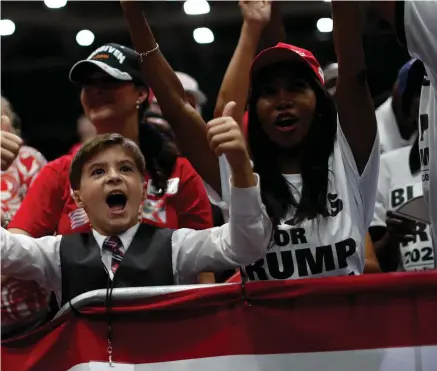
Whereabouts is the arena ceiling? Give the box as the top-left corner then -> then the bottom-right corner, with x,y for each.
1,1 -> 411,160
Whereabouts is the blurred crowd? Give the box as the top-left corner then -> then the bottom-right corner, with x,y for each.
1,0 -> 436,341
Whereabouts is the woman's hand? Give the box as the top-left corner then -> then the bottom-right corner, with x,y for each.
384,210 -> 418,246
239,0 -> 272,30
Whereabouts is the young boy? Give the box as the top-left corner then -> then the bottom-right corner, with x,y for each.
1,106 -> 271,308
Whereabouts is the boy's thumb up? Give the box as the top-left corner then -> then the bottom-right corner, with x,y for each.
221,101 -> 237,119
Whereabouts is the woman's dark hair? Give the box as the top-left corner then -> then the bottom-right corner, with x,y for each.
248,64 -> 337,227
136,93 -> 178,196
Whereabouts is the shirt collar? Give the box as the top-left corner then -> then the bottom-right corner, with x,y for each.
92,223 -> 140,252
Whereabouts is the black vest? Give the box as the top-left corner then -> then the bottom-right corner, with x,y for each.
59,223 -> 174,306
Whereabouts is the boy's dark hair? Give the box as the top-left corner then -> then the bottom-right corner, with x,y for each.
69,133 -> 145,190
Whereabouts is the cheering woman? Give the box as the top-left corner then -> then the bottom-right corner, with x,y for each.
121,0 -> 379,279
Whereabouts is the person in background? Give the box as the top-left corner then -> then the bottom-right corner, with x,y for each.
323,63 -> 339,97
0,114 -> 22,172
0,97 -> 49,339
1,96 -> 47,222
9,43 -> 213,237
176,71 -> 207,115
370,135 -> 434,272
68,114 -> 97,155
122,0 -> 379,281
147,71 -> 206,139
144,109 -> 177,151
3,43 -> 213,335
370,1 -> 437,255
375,59 -> 424,154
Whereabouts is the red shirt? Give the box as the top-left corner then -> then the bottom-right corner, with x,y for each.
67,143 -> 82,156
10,155 -> 213,236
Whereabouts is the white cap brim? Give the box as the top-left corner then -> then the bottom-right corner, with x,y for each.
69,60 -> 133,83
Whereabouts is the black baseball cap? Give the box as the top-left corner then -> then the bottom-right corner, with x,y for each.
69,43 -> 146,86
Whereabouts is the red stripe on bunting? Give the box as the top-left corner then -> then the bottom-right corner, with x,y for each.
2,272 -> 437,371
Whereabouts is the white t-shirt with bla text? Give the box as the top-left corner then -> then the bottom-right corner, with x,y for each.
208,122 -> 379,281
404,0 -> 437,247
371,145 -> 435,271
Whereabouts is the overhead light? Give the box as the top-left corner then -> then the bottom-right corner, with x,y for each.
183,0 -> 210,15
44,0 -> 67,9
193,27 -> 214,44
76,30 -> 95,46
0,19 -> 15,36
323,0 -> 331,3
317,17 -> 333,33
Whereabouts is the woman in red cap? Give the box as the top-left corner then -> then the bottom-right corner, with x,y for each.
216,1 -> 381,279
121,0 -> 379,280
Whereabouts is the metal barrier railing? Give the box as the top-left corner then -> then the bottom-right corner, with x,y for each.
55,283 -> 234,319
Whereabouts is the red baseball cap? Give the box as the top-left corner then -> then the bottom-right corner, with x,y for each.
251,42 -> 324,85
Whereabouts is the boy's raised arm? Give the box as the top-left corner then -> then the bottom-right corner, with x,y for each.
172,103 -> 271,283
121,1 -> 222,194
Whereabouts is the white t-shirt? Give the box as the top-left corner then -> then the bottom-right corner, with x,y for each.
376,97 -> 415,154
371,145 -> 435,271
207,122 -> 379,280
404,0 -> 437,247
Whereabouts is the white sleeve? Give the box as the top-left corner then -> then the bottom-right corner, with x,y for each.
202,156 -> 231,222
203,154 -> 240,223
172,175 -> 271,284
404,1 -> 437,78
371,155 -> 391,228
1,228 -> 62,296
337,122 -> 380,229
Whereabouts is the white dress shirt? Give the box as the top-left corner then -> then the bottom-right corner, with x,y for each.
1,176 -> 271,306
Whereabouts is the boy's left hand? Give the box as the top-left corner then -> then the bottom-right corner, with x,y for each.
206,102 -> 255,188
206,101 -> 250,170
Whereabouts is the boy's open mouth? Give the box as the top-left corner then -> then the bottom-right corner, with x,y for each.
106,191 -> 127,212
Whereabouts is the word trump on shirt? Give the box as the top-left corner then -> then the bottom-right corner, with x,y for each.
243,227 -> 358,280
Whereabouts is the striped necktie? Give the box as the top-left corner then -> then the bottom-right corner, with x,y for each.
103,236 -> 124,274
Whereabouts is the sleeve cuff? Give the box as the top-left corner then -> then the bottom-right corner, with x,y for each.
229,174 -> 264,216
203,180 -> 229,211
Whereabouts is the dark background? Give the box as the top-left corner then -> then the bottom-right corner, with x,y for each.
1,1 -> 410,161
